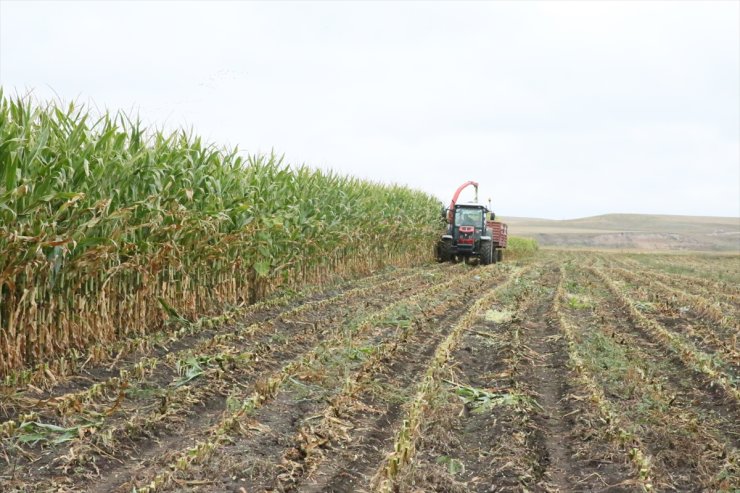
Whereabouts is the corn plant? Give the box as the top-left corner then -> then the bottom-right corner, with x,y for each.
0,91 -> 442,377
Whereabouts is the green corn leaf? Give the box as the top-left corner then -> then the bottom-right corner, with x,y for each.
254,260 -> 271,278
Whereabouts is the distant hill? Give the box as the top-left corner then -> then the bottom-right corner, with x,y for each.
504,214 -> 740,252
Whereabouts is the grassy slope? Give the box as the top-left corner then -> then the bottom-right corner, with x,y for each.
504,214 -> 740,251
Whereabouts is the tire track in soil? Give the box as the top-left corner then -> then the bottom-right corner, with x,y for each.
601,265 -> 739,371
297,297 -> 477,493
520,267 -> 582,491
529,266 -> 634,492
399,264 -> 634,493
1,265 -> 452,492
392,266 -> 549,493
80,264 -> 491,493
606,256 -> 740,308
579,266 -> 740,447
334,265 -> 538,493
136,266 -> 513,493
482,265 -> 622,492
570,266 -> 739,489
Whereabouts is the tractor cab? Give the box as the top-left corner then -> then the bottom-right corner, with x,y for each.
447,204 -> 490,252
437,181 -> 508,265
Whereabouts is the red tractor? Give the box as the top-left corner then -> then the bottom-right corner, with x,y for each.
437,181 -> 508,265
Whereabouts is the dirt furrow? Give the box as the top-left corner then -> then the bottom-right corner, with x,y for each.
0,266 -> 429,424
618,254 -> 740,288
91,264 -> 506,493
211,279 -> 482,493
604,265 -> 739,352
567,263 -> 738,490
582,266 -> 740,438
0,265 -> 455,492
519,267 -> 583,491
383,266 -> 548,492
590,265 -> 739,401
396,264 -> 635,493
607,256 -> 740,309
3,252 -> 737,493
293,274 -> 510,493
598,269 -> 740,384
130,265 -> 512,493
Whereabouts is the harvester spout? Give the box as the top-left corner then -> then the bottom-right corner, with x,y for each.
447,181 -> 479,223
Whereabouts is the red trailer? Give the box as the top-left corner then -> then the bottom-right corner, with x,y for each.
486,220 -> 508,262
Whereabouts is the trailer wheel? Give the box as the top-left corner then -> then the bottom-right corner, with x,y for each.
480,240 -> 493,265
496,249 -> 503,262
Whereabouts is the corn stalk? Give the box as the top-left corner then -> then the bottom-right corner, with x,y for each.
0,92 -> 443,377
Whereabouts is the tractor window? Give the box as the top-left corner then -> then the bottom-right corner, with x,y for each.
455,208 -> 483,227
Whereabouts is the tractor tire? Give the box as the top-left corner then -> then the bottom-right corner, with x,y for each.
480,240 -> 493,265
438,239 -> 452,263
496,249 -> 503,262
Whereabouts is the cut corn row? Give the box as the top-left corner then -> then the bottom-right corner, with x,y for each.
284,265 -> 526,483
613,256 -> 740,299
589,267 -> 739,401
23,268 -> 460,468
128,264 -> 507,492
0,93 -> 442,377
604,266 -> 739,364
577,271 -> 739,487
0,412 -> 38,439
608,265 -> 737,326
0,270 -> 428,434
552,267 -> 655,491
372,265 -> 533,492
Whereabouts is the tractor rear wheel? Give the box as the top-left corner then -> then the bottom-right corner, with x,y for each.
480,240 -> 493,265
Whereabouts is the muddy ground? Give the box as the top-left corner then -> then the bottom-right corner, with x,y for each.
1,252 -> 737,492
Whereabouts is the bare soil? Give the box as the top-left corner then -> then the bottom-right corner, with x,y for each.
1,252 -> 737,493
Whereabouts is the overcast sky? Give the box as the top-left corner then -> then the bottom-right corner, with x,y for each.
1,1 -> 738,219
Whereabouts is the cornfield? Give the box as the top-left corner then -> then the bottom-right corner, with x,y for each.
0,92 -> 441,378
0,94 -> 737,491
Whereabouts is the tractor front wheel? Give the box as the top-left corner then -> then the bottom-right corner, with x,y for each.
438,239 -> 452,263
480,240 -> 493,265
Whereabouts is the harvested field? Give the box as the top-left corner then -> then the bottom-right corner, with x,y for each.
1,251 -> 738,492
